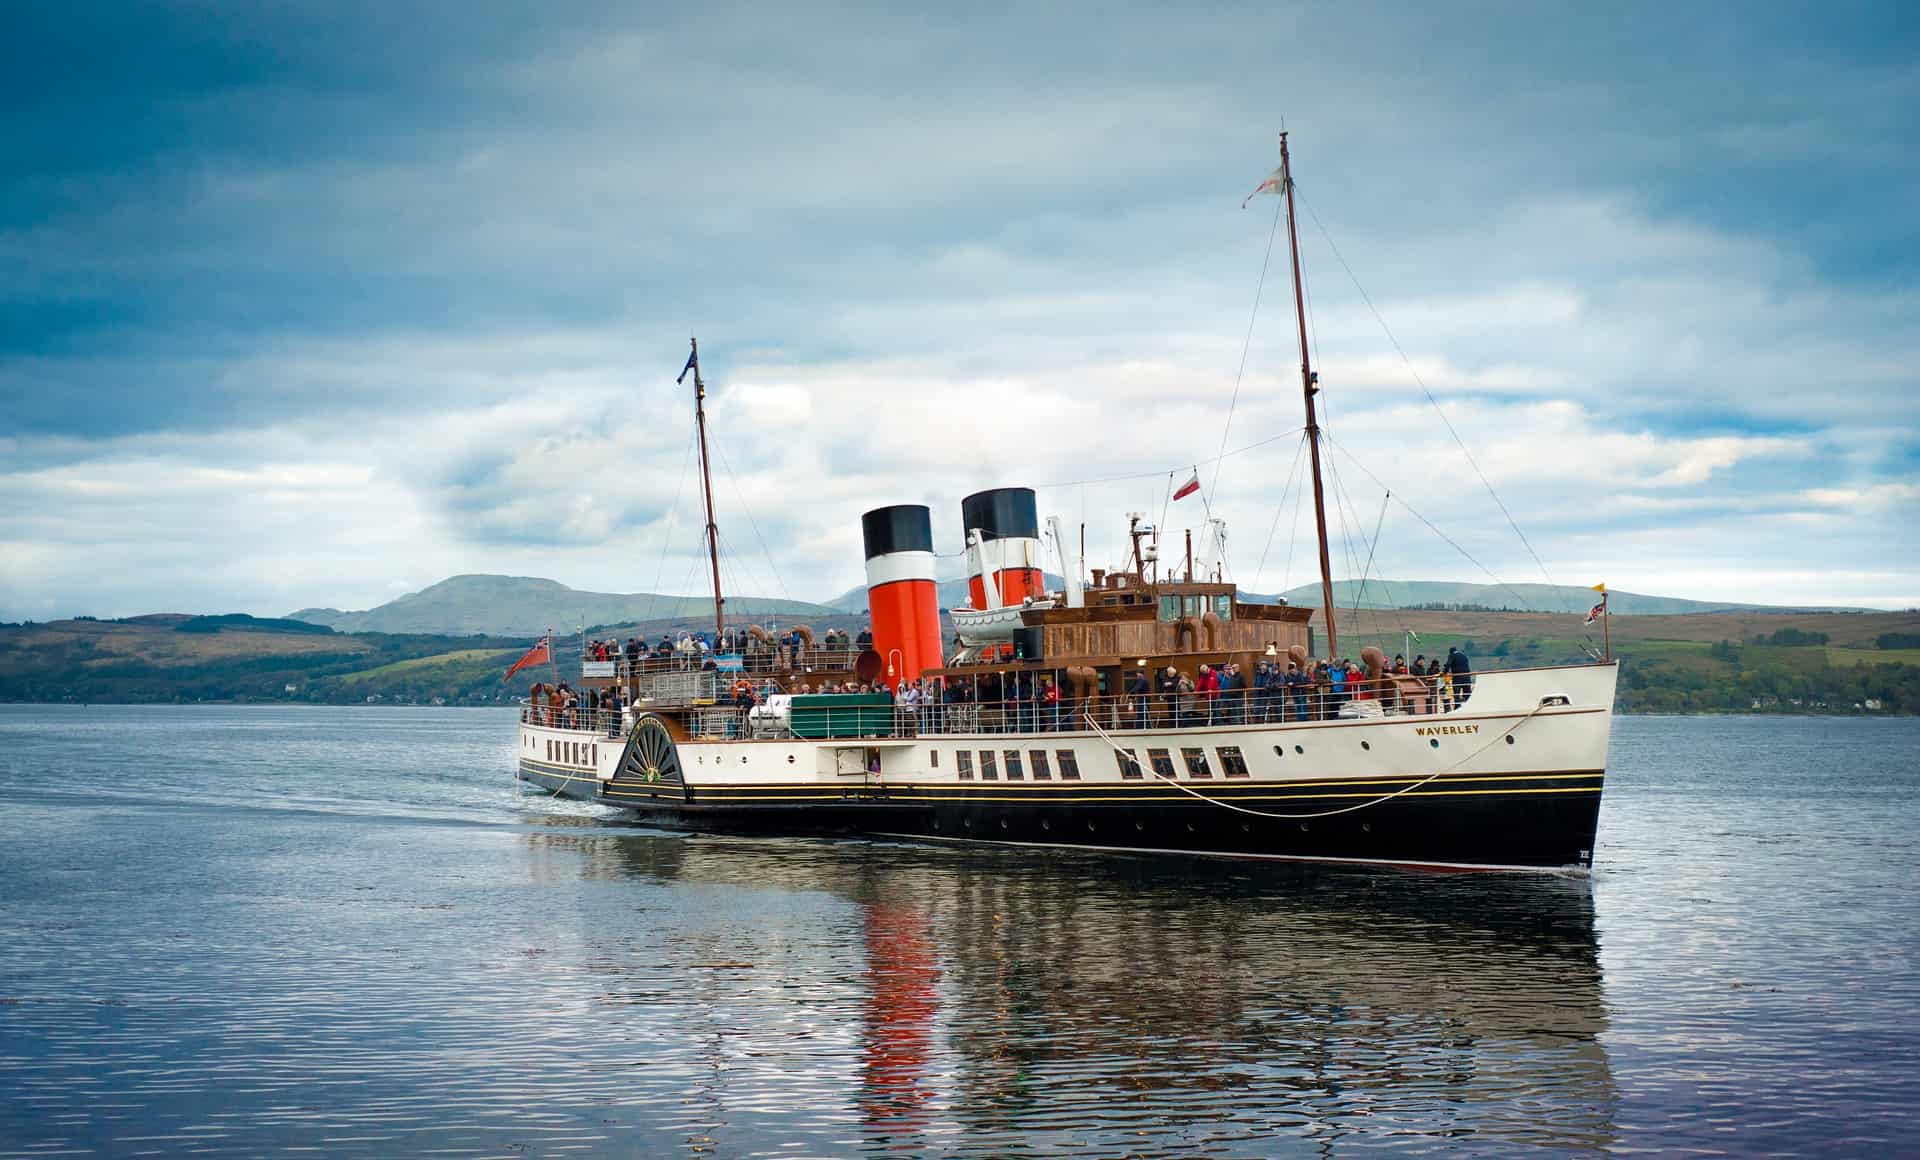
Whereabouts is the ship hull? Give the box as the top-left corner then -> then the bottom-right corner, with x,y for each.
521,764 -> 1602,871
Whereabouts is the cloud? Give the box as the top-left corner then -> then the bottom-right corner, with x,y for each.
1,2 -> 1915,619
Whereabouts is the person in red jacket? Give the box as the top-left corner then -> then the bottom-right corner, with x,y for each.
1197,664 -> 1221,724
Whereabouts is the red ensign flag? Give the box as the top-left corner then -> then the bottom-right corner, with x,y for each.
503,637 -> 551,682
1173,472 -> 1201,502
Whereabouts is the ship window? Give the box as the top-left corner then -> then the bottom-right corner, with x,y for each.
930,750 -> 939,768
956,751 -> 974,780
1114,748 -> 1142,779
1029,750 -> 1051,779
1148,748 -> 1176,779
1182,747 -> 1212,778
1183,595 -> 1204,617
1218,746 -> 1249,778
979,751 -> 998,780
1057,750 -> 1082,780
1003,750 -> 1024,780
1158,595 -> 1180,622
1213,594 -> 1233,619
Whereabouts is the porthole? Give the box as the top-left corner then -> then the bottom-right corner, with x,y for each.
1087,821 -> 1097,832
1135,820 -> 1144,831
1294,744 -> 1304,754
1041,819 -> 1051,831
740,755 -> 748,763
1299,823 -> 1309,832
1429,739 -> 1440,749
1241,822 -> 1251,832
1361,741 -> 1371,751
1000,817 -> 1009,829
787,755 -> 795,763
1505,735 -> 1516,745
1274,745 -> 1285,757
1361,822 -> 1371,832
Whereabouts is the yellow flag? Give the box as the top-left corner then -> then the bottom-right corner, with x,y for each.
1590,582 -> 1606,593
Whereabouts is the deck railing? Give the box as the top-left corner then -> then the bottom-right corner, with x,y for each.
520,706 -> 626,734
584,647 -> 863,681
656,681 -> 1480,741
523,678 -> 1492,739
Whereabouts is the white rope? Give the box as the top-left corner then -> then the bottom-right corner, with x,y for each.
1079,700 -> 1552,820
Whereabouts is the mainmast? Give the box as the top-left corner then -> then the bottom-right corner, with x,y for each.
1281,133 -> 1339,659
688,337 -> 725,639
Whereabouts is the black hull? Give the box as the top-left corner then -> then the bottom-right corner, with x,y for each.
519,762 -> 1603,872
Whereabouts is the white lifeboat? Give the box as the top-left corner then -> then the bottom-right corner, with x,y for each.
949,597 -> 1055,645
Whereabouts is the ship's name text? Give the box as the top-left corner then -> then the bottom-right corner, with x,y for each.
1414,724 -> 1480,737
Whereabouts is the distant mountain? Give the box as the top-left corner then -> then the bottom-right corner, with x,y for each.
1265,579 -> 1867,616
289,574 -> 837,638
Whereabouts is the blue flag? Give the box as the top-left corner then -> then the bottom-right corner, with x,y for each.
677,348 -> 697,384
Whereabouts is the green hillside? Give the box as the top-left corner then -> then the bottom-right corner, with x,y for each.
289,574 -> 837,638
4,609 -> 1915,713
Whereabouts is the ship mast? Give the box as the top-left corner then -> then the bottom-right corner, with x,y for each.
1281,133 -> 1339,659
688,337 -> 725,640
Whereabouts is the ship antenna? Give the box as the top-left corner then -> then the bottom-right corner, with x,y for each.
1281,133 -> 1338,659
689,337 -> 725,640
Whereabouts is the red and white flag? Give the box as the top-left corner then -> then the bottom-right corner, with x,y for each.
1242,166 -> 1285,208
1173,472 -> 1201,502
1584,602 -> 1606,626
503,636 -> 552,682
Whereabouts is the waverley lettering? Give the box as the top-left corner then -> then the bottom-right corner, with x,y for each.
1414,724 -> 1481,737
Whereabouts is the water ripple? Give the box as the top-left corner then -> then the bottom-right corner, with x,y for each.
1,706 -> 1916,1156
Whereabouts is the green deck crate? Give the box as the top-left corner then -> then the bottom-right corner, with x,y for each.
787,693 -> 896,738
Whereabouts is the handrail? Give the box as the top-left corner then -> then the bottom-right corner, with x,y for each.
520,706 -> 626,734
583,646 -> 865,680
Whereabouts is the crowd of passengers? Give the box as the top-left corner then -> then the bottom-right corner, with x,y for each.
584,625 -> 873,672
522,680 -> 630,730
901,647 -> 1474,731
733,644 -> 1476,732
539,643 -> 1478,734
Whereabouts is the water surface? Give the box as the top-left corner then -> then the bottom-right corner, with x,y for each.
1,707 -> 1915,1156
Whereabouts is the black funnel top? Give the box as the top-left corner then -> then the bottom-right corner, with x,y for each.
960,487 -> 1038,542
861,505 -> 934,560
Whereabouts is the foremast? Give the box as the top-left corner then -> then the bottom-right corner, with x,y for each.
1280,133 -> 1339,660
687,338 -> 725,640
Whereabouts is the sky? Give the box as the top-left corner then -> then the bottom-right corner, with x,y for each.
2,0 -> 1916,621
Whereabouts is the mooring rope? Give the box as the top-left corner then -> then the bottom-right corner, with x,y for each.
1079,699 -> 1553,821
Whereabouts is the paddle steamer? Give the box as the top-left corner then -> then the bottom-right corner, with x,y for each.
515,136 -> 1617,872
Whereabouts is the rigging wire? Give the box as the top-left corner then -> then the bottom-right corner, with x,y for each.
709,436 -> 793,605
1210,192 -> 1287,501
1033,426 -> 1304,490
643,426 -> 700,626
1251,430 -> 1310,591
1323,433 -> 1541,612
1296,185 -> 1559,595
1326,441 -> 1413,650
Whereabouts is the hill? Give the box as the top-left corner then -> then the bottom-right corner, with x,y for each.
4,607 -> 1915,713
0,615 -> 533,705
1267,579 -> 1869,615
289,574 -> 837,637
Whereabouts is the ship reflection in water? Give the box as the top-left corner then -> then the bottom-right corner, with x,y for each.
524,818 -> 1614,1153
